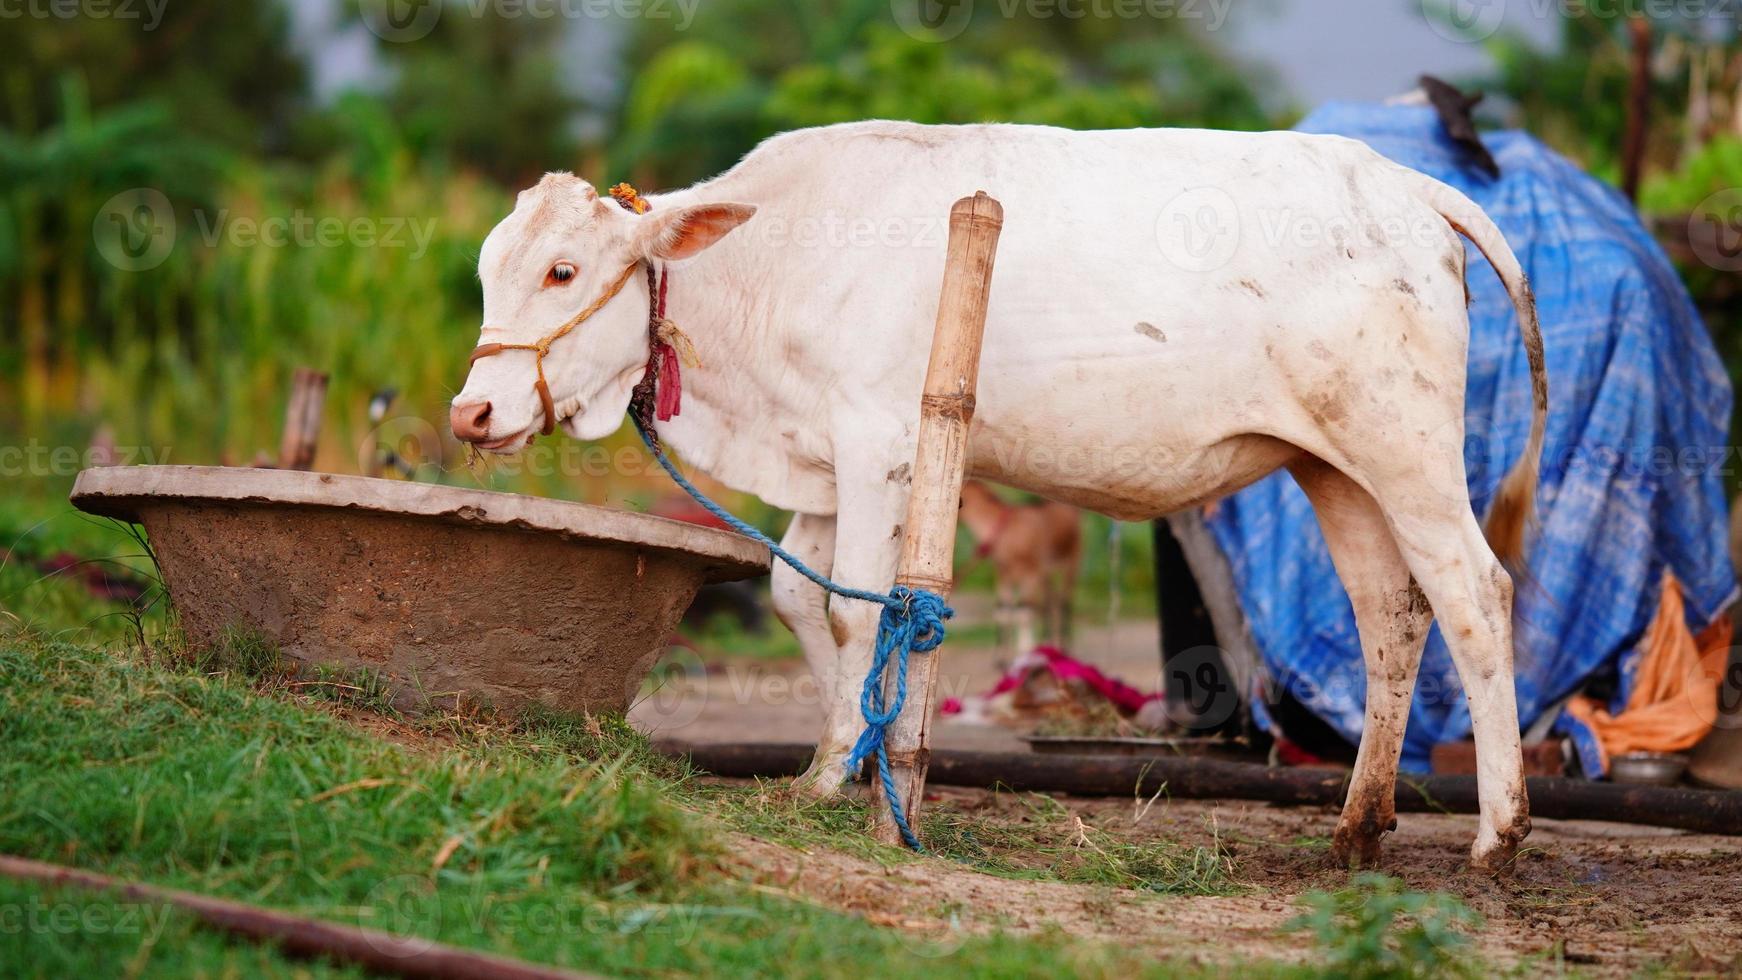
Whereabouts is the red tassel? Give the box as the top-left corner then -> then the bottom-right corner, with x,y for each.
655,343 -> 683,420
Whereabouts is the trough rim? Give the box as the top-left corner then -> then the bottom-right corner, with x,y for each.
69,465 -> 770,581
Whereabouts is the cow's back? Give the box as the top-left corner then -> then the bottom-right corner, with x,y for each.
674,120 -> 1465,516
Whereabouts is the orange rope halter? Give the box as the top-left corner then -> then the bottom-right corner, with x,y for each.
467,259 -> 641,435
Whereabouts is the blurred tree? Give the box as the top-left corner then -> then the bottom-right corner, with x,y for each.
0,77 -> 225,421
351,1 -> 584,186
0,0 -> 308,154
616,1 -> 1274,185
1457,4 -> 1739,179
766,28 -> 1165,129
610,40 -> 768,187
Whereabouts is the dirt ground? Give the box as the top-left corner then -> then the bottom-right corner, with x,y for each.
638,608 -> 1742,974
632,600 -> 1167,755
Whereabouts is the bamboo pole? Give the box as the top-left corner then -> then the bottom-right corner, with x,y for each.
873,191 -> 1004,846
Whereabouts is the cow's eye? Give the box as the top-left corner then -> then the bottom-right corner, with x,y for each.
548,262 -> 577,285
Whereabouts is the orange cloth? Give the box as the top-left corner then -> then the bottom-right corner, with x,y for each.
1561,572 -> 1733,774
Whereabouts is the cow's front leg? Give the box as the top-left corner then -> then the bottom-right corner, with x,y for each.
769,513 -> 839,742
793,455 -> 910,799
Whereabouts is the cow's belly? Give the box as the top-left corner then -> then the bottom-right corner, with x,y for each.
968,356 -> 1304,520
971,428 -> 1299,520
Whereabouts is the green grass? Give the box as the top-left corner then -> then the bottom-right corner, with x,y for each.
1284,874 -> 1482,980
0,493 -> 1459,978
0,635 -> 1293,977
923,793 -> 1241,897
0,876 -> 371,978
689,778 -> 1241,900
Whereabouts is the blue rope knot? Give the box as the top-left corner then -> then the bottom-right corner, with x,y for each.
632,418 -> 949,851
840,585 -> 952,851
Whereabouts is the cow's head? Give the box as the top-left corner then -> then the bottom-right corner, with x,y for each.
450,173 -> 755,450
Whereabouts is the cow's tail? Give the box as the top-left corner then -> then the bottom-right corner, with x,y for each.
1403,169 -> 1547,565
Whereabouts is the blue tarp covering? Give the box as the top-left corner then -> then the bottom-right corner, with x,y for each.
1205,101 -> 1736,773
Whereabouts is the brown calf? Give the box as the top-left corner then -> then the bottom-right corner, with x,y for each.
958,481 -> 1082,661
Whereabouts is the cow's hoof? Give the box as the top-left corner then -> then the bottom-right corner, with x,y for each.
1469,841 -> 1517,876
792,753 -> 852,801
1330,832 -> 1385,870
1330,814 -> 1395,869
1463,807 -> 1532,877
1469,818 -> 1530,876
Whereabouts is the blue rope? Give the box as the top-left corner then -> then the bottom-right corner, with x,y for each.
632,417 -> 949,851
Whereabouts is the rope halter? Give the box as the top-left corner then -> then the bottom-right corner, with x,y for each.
467,259 -> 641,436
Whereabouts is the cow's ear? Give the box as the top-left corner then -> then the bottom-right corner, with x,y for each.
635,203 -> 756,261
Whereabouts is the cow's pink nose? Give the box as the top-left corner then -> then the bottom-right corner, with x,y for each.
450,400 -> 492,442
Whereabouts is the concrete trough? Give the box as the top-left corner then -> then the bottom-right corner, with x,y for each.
71,466 -> 768,716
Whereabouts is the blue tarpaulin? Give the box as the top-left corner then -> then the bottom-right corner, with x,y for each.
1205,101 -> 1736,773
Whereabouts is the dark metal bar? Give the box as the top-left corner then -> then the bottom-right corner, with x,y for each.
663,741 -> 1742,836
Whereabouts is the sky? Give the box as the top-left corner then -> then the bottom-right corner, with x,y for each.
285,0 -> 1564,109
1224,0 -> 1560,105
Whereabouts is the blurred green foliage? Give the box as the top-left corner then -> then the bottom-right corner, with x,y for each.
0,0 -> 1735,531
0,0 -> 308,153
615,0 -> 1273,183
0,0 -> 1275,510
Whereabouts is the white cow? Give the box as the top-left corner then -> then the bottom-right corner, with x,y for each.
451,121 -> 1546,873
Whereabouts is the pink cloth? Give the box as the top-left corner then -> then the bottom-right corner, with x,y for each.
941,645 -> 1159,716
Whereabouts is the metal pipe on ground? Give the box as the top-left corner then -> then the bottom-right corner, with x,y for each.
661,741 -> 1742,837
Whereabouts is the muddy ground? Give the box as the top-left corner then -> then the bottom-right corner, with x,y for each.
637,606 -> 1742,974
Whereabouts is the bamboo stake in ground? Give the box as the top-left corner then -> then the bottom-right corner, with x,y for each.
873,191 -> 1004,847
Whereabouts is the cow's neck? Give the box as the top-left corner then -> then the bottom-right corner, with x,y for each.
635,184 -> 836,516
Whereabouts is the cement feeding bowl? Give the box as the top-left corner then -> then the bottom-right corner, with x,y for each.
70,466 -> 768,716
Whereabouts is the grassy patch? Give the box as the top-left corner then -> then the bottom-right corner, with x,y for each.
0,877 -> 367,978
1285,873 -> 1483,979
0,639 -> 711,971
0,638 -> 1283,977
923,793 -> 1241,897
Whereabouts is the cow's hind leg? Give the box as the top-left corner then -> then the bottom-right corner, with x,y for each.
1292,458 -> 1434,868
1383,495 -> 1529,873
1348,431 -> 1530,874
